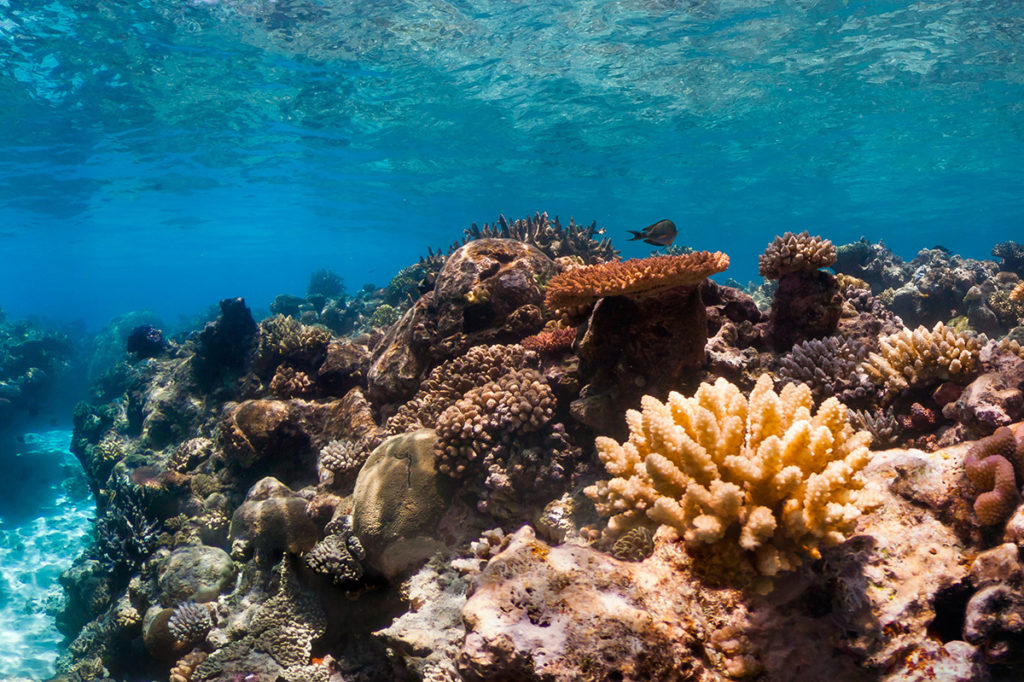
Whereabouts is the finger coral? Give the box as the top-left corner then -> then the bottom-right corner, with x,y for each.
543,251 -> 729,311
964,426 -> 1024,525
758,231 -> 837,279
317,438 -> 367,480
775,336 -> 873,404
463,212 -> 618,264
861,322 -> 982,394
434,367 -> 555,477
384,344 -> 537,436
584,374 -> 875,577
252,315 -> 331,378
167,601 -> 212,646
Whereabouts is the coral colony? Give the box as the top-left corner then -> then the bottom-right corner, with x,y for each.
42,215 -> 1024,681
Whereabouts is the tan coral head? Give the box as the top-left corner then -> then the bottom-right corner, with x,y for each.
585,374 -> 875,579
758,231 -> 836,279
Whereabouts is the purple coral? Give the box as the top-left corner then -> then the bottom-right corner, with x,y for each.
964,427 -> 1024,525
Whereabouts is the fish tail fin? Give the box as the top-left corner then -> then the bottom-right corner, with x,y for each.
626,230 -> 644,241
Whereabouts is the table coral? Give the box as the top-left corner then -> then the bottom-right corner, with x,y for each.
585,374 -> 875,577
543,250 -> 729,311
758,231 -> 836,279
861,322 -> 982,395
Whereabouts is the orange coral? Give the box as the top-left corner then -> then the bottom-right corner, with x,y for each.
543,251 -> 729,311
521,326 -> 576,353
1011,281 -> 1024,302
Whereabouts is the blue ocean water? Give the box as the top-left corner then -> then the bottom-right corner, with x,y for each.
1,0 -> 1022,327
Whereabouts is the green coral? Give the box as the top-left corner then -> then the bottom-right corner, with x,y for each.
368,304 -> 400,329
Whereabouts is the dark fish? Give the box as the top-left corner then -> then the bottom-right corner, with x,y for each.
930,245 -> 950,253
627,219 -> 677,247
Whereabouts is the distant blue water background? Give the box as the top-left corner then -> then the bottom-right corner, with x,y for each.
1,0 -> 1023,328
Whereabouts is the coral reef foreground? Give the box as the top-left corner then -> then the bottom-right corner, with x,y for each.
51,229 -> 1024,682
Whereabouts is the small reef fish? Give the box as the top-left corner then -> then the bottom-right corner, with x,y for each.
626,219 -> 677,247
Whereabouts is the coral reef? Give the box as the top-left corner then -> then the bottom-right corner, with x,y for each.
993,241 -> 1024,277
758,231 -> 837,279
585,374 -> 875,579
48,225 -> 1024,682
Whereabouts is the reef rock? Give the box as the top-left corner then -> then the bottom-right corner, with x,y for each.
229,477 -> 319,559
352,429 -> 455,579
368,239 -> 553,403
945,353 -> 1024,437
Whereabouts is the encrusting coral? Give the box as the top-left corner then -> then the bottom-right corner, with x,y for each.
585,374 -> 876,578
543,251 -> 729,311
964,426 -> 1024,525
861,322 -> 982,395
758,231 -> 837,279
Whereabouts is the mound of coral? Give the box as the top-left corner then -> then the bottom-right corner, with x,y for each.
46,220 -> 1024,682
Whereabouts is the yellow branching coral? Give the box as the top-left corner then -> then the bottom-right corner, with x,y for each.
584,374 -> 875,577
861,322 -> 982,393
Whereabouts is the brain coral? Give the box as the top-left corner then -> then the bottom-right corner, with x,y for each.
584,374 -> 875,577
543,251 -> 729,311
964,426 -> 1024,525
861,322 -> 982,394
758,231 -> 837,279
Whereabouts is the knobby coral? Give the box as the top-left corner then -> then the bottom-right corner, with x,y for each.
1011,281 -> 1024,303
585,374 -> 875,577
775,336 -> 872,404
964,426 -> 1024,525
758,232 -> 837,279
861,322 -> 982,394
383,344 -> 537,436
543,251 -> 730,311
434,367 -> 555,477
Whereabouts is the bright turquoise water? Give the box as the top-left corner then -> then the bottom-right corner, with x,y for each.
1,0 -> 1023,325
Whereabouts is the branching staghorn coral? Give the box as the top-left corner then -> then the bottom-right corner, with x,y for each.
543,251 -> 730,311
849,408 -> 902,449
585,374 -> 875,577
861,322 -> 982,395
964,426 -> 1024,525
463,212 -> 619,264
758,231 -> 837,279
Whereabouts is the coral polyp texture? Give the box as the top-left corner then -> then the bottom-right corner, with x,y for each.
861,322 -> 982,394
758,231 -> 837,279
434,367 -> 555,477
964,426 -> 1024,525
585,374 -> 875,577
543,250 -> 729,311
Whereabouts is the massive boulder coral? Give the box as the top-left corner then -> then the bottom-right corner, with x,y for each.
368,238 -> 554,403
585,374 -> 875,577
861,322 -> 982,396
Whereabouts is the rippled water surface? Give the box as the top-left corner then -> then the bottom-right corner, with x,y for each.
1,0 -> 1022,323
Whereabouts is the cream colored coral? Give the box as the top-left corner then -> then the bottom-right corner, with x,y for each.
584,374 -> 874,577
861,322 -> 982,393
